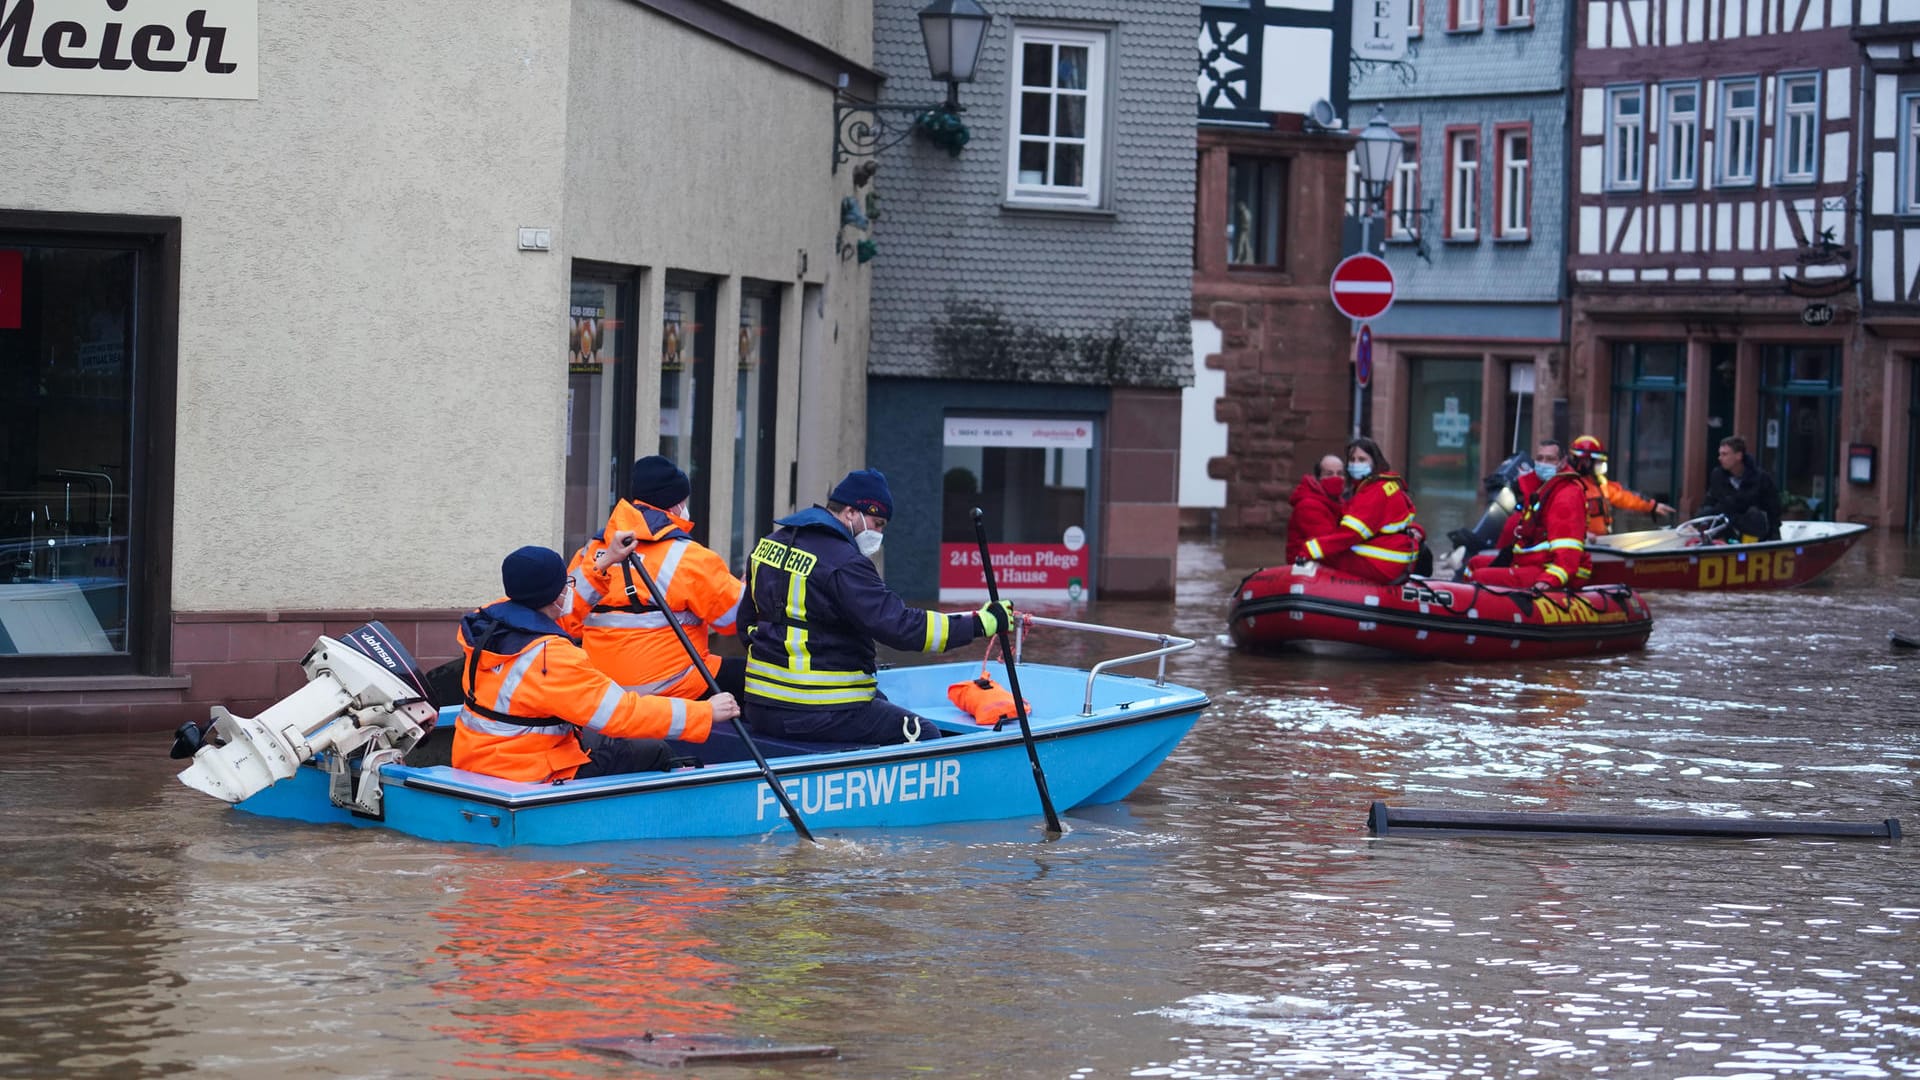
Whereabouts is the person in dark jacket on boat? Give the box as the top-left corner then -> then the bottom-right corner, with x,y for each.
1700,436 -> 1782,542
452,546 -> 739,783
1285,453 -> 1347,564
738,468 -> 1013,745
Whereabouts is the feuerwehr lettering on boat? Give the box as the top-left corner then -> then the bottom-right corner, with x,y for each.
0,0 -> 258,99
756,758 -> 963,820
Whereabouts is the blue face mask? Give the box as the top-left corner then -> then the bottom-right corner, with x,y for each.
1534,462 -> 1558,481
1347,461 -> 1372,481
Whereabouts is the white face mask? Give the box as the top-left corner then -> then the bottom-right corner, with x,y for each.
1347,461 -> 1372,481
852,512 -> 884,558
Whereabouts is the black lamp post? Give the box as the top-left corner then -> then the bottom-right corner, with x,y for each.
835,0 -> 994,170
1353,104 -> 1405,254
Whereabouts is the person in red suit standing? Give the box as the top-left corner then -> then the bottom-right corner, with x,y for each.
1466,439 -> 1592,591
1300,437 -> 1422,584
1285,453 -> 1347,565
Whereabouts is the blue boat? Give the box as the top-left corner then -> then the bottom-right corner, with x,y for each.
177,617 -> 1208,846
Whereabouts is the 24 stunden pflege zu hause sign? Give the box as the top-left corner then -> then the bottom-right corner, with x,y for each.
1,0 -> 257,100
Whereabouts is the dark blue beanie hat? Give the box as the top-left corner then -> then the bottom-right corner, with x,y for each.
629,455 -> 691,510
830,468 -> 893,519
501,546 -> 569,608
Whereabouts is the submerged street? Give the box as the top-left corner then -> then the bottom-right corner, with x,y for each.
1,534 -> 1915,1079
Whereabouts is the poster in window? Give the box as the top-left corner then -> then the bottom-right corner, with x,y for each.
938,416 -> 1095,603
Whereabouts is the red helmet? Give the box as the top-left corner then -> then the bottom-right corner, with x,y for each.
1570,434 -> 1607,465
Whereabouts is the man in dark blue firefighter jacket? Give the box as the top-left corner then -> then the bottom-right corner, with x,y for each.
739,468 -> 1014,745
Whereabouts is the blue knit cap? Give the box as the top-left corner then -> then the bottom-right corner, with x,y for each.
830,469 -> 893,519
501,546 -> 568,608
629,455 -> 691,510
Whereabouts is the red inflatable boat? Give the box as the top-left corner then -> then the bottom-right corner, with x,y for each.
1227,562 -> 1653,660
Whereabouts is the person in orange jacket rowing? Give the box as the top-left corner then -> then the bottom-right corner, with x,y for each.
1298,437 -> 1422,583
563,456 -> 747,701
1568,434 -> 1675,539
452,545 -> 740,783
1465,439 -> 1592,591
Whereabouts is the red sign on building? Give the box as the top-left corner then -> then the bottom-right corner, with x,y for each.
1329,254 -> 1396,321
0,250 -> 21,330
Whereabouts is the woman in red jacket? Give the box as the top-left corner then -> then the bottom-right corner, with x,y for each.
1300,437 -> 1421,583
1285,453 -> 1346,564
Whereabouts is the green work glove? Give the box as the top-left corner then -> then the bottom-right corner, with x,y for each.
976,599 -> 1015,638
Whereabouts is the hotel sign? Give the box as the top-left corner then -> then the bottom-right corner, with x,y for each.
1,0 -> 258,99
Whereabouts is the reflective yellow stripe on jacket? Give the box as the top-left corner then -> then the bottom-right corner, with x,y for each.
747,535 -> 875,706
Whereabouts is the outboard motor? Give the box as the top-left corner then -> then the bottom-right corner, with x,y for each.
1446,451 -> 1534,559
175,621 -> 437,816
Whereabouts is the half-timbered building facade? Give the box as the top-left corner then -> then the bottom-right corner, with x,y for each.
1569,0 -> 1867,521
1852,2 -> 1920,532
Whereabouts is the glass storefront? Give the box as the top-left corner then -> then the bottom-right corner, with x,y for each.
660,275 -> 715,541
1,241 -> 139,659
1759,344 -> 1840,521
730,286 -> 780,574
938,416 -> 1095,603
563,272 -> 635,557
1404,358 -> 1483,539
1610,341 -> 1685,506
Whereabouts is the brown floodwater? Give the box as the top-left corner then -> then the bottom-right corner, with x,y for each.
1,533 -> 1916,1079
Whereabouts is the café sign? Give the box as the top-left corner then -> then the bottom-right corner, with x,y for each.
1,0 -> 258,99
1801,302 -> 1835,327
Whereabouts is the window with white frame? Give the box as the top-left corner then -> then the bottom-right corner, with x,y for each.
1717,77 -> 1759,186
1904,93 -> 1920,213
1006,26 -> 1108,207
1777,73 -> 1820,184
1604,85 -> 1644,191
1409,0 -> 1424,36
1451,0 -> 1481,30
1497,126 -> 1529,239
1501,0 -> 1533,26
1448,128 -> 1479,239
1391,131 -> 1421,239
1659,82 -> 1699,189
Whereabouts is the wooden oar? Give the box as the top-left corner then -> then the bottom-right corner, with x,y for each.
971,508 -> 1063,834
625,554 -> 816,843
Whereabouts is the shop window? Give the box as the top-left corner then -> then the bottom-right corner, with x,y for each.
660,274 -> 717,543
1610,342 -> 1686,507
1716,77 -> 1759,187
1406,358 -> 1485,534
1227,155 -> 1287,267
731,284 -> 781,574
0,216 -> 176,674
1605,85 -> 1644,191
565,268 -> 637,558
1760,344 -> 1841,520
1006,26 -> 1108,209
1659,81 -> 1700,190
938,416 -> 1095,604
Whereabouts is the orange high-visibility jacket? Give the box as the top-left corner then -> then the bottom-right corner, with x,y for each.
1302,472 -> 1420,583
1580,474 -> 1659,535
451,599 -> 715,783
564,500 -> 746,698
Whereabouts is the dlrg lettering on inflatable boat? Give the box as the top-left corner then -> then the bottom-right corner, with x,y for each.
756,758 -> 962,820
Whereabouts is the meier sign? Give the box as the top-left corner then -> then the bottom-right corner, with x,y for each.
0,0 -> 259,99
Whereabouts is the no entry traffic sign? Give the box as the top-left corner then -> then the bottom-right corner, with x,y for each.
1330,253 -> 1396,321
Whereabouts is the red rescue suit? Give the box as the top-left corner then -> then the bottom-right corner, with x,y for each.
1469,471 -> 1591,590
1302,472 -> 1420,584
1285,474 -> 1345,564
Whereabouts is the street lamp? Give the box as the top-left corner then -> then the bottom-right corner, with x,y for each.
1353,104 -> 1405,255
835,0 -> 994,170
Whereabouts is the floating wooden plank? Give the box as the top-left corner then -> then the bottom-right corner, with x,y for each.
1369,801 -> 1901,840
577,1033 -> 836,1067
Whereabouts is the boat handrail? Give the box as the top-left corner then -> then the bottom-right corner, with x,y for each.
1019,615 -> 1196,716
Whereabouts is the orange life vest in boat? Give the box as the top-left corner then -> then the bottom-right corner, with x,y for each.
947,675 -> 1031,726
